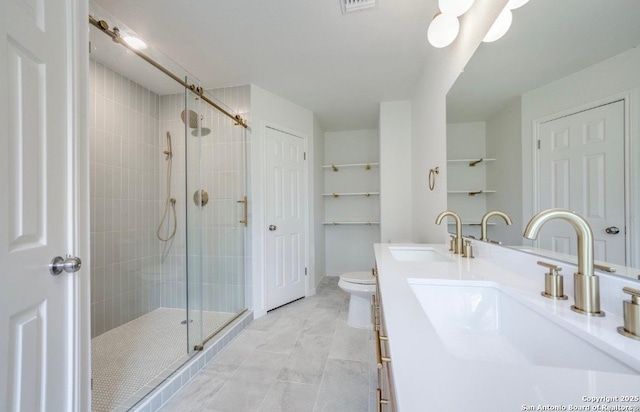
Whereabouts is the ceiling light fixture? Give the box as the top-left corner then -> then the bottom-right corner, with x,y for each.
427,12 -> 460,48
506,0 -> 530,10
482,7 -> 512,42
438,0 -> 475,17
123,36 -> 147,50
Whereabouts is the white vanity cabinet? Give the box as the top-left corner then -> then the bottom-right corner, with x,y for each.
372,268 -> 396,412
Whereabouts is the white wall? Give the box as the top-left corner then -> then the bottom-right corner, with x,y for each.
313,117 -> 326,287
486,97 -> 522,245
324,129 -> 380,275
409,0 -> 507,243
249,84 -> 315,317
379,101 -> 412,243
89,59 -> 163,337
520,47 -> 640,262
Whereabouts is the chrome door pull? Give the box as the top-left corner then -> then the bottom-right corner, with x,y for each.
605,226 -> 620,234
49,256 -> 82,276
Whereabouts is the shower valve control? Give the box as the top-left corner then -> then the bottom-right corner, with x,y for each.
269,225 -> 277,231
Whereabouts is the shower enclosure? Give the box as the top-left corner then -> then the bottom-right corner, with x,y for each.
88,4 -> 248,411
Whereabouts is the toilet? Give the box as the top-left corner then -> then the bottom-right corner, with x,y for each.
338,271 -> 376,329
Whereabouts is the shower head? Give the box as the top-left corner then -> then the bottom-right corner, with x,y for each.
181,109 -> 199,129
180,109 -> 211,136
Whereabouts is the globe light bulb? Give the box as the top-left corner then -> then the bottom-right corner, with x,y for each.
428,13 -> 460,48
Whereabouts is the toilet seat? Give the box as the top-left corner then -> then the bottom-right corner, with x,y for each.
340,271 -> 375,285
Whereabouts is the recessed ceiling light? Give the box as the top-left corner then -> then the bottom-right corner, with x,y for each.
123,36 -> 147,50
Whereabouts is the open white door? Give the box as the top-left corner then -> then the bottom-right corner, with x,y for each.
0,0 -> 89,410
538,100 -> 626,264
265,126 -> 307,311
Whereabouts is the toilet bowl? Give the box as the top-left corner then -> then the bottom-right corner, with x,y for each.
338,271 -> 376,329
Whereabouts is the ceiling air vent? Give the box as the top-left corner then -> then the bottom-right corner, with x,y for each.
341,0 -> 377,14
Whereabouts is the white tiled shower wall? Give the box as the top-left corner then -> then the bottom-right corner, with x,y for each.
158,86 -> 251,314
89,60 -> 163,337
90,58 -> 251,337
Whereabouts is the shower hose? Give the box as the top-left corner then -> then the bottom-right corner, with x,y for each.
157,133 -> 177,242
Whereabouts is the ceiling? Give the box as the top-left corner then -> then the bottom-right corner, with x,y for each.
447,0 -> 640,123
92,0 -> 440,131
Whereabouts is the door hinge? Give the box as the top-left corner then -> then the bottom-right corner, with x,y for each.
91,378 -> 93,391
537,140 -> 541,149
304,152 -> 307,160
305,267 -> 308,276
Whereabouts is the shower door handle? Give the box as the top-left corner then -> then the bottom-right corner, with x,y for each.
49,255 -> 82,276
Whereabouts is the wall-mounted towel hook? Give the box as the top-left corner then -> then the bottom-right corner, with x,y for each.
428,167 -> 440,191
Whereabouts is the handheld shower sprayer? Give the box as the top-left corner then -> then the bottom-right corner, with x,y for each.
163,131 -> 172,158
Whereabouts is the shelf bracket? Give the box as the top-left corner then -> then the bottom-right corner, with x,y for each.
365,163 -> 371,171
469,158 -> 484,167
332,193 -> 339,198
332,165 -> 339,172
365,193 -> 370,197
468,190 -> 483,196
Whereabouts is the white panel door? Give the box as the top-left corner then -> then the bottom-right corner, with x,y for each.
265,127 -> 307,310
538,101 -> 625,264
0,0 -> 86,410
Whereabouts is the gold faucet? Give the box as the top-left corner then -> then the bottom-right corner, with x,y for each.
480,210 -> 512,242
523,208 -> 604,317
436,211 -> 463,254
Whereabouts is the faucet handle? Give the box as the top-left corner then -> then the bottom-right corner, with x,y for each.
537,260 -> 562,275
463,240 -> 474,259
622,287 -> 640,304
537,261 -> 568,300
618,287 -> 640,340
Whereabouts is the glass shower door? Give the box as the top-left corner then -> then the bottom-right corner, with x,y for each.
184,81 -> 204,353
200,88 -> 247,341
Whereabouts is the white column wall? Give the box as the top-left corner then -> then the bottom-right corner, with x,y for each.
410,0 -> 507,243
380,101 -> 412,243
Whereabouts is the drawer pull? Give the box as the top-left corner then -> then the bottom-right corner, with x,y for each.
371,295 -> 380,330
377,388 -> 389,412
375,330 -> 391,369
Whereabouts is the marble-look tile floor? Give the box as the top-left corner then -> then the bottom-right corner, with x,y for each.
160,277 -> 377,412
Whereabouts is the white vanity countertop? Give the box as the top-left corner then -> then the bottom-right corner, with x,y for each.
374,243 -> 640,412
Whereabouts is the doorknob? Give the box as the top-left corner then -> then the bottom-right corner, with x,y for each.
605,226 -> 620,234
268,225 -> 277,231
49,256 -> 82,276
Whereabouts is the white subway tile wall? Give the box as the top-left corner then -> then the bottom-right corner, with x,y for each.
158,86 -> 250,314
90,58 -> 250,337
89,59 -> 164,338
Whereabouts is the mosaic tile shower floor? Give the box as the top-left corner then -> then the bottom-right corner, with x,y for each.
91,308 -> 236,412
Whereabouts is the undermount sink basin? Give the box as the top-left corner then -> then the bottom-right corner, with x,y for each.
389,246 -> 452,262
408,279 -> 639,375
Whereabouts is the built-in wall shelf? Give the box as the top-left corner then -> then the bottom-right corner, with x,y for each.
322,162 -> 380,172
447,190 -> 496,196
447,158 -> 495,167
322,192 -> 380,198
323,221 -> 380,225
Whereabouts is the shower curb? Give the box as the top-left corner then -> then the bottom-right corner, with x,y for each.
113,310 -> 254,412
